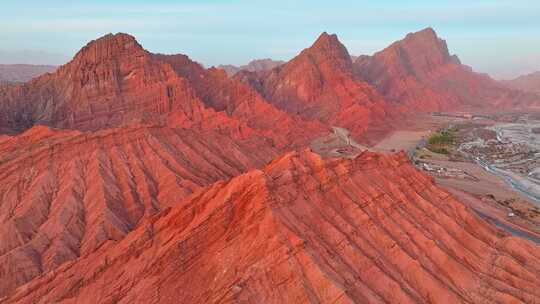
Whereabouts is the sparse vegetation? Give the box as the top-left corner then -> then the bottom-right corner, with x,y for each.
429,147 -> 450,154
426,129 -> 455,154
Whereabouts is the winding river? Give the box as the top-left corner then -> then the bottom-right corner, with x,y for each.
461,116 -> 540,206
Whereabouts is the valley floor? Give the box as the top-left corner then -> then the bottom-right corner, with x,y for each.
370,112 -> 540,244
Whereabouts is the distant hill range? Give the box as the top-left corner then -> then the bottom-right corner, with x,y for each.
0,64 -> 56,83
502,71 -> 540,94
218,58 -> 284,76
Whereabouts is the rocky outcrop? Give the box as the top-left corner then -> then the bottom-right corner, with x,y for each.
354,28 -> 540,110
0,34 -> 324,148
0,34 -> 209,132
2,150 -> 539,303
153,54 -> 326,149
237,32 -> 397,143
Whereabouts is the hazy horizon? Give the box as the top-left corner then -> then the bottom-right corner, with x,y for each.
1,0 -> 539,79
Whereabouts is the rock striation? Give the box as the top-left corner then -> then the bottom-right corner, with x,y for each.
1,30 -> 540,304
0,33 -> 323,148
2,150 -> 540,303
0,124 -> 279,297
153,53 -> 325,149
236,32 -> 397,143
0,33 -> 207,132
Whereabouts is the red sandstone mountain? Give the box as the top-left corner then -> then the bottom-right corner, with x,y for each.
355,28 -> 539,110
0,34 -> 325,298
236,32 -> 397,143
218,58 -> 285,76
0,33 -> 323,148
2,150 -> 539,303
0,34 -> 213,132
153,53 -> 325,148
0,124 -> 281,298
502,71 -> 540,94
1,30 -> 540,303
0,64 -> 57,83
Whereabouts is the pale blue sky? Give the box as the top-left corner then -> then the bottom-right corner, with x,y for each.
0,0 -> 538,79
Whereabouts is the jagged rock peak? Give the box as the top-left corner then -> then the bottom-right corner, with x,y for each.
309,32 -> 350,58
312,32 -> 339,46
405,27 -> 438,40
394,27 -> 452,62
293,31 -> 354,74
72,32 -> 145,63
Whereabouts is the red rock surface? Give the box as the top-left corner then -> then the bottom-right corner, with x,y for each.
2,150 -> 539,303
355,28 -> 540,111
0,124 -> 279,297
1,31 -> 540,303
153,53 -> 325,149
0,34 -> 323,149
236,33 -> 398,143
0,34 -> 211,132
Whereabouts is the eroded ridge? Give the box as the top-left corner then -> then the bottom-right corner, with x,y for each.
3,150 -> 539,303
0,124 -> 277,297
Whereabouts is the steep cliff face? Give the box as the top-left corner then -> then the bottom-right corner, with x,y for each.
3,150 -> 539,303
0,34 -> 324,149
0,34 -> 214,132
355,28 -> 539,110
237,33 -> 397,142
0,124 -> 279,297
154,54 -> 326,149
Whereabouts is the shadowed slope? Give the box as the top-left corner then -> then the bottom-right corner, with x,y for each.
3,150 -> 539,303
153,53 -> 326,149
